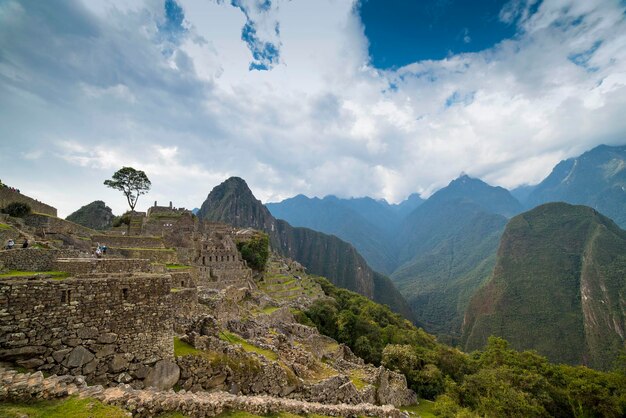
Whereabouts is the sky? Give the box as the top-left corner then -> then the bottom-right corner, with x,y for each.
1,0 -> 626,217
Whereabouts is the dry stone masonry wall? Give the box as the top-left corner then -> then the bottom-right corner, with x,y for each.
0,273 -> 175,387
0,188 -> 57,217
0,248 -> 83,271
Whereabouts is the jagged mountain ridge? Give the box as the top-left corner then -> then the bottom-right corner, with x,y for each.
525,144 -> 626,227
462,202 -> 626,370
65,200 -> 115,230
197,177 -> 415,321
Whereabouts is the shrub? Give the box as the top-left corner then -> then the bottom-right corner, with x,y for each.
236,232 -> 269,271
112,212 -> 131,227
2,202 -> 31,217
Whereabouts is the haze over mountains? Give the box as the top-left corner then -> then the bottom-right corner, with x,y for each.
266,144 -> 626,363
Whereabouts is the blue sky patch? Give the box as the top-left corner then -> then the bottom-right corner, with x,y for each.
358,0 -> 528,69
231,0 -> 281,71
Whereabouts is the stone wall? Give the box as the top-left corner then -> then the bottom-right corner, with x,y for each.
0,248 -> 83,271
53,258 -> 152,275
0,273 -> 175,387
24,213 -> 95,237
0,188 -> 57,217
107,248 -> 178,264
91,235 -> 165,249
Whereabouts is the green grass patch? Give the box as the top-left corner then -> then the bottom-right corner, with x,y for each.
157,413 -> 190,418
0,270 -> 69,279
349,369 -> 368,390
262,306 -> 280,314
400,399 -> 435,418
174,337 -> 206,357
166,263 -> 192,270
0,397 -> 128,418
219,331 -> 278,361
170,288 -> 182,293
0,222 -> 12,230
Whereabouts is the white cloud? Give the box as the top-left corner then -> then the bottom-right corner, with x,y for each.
1,0 -> 626,217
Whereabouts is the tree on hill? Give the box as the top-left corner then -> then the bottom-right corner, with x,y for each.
104,167 -> 151,212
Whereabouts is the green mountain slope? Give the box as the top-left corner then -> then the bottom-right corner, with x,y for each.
197,177 -> 414,320
462,202 -> 626,370
526,144 -> 626,227
267,195 -> 398,273
65,200 -> 114,230
392,199 -> 507,342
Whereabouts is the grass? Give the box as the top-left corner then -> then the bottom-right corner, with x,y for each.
307,361 -> 338,382
0,222 -> 12,230
349,369 -> 368,390
262,306 -> 280,314
0,397 -> 129,418
400,399 -> 436,418
170,288 -> 182,293
0,270 -> 69,279
174,337 -> 207,357
219,331 -> 278,361
166,263 -> 192,270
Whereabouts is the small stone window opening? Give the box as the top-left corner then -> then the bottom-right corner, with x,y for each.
181,280 -> 185,287
60,290 -> 71,304
122,288 -> 129,300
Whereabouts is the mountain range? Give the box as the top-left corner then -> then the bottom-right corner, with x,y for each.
196,177 -> 415,321
266,144 -> 626,350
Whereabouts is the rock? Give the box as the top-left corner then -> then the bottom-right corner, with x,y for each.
144,360 -> 180,390
64,346 -> 94,368
82,359 -> 98,375
206,373 -> 227,388
109,354 -> 129,373
52,348 -> 72,363
116,372 -> 133,383
0,346 -> 46,360
97,333 -> 118,344
95,344 -> 116,359
77,326 -> 99,339
16,358 -> 45,369
133,364 -> 150,380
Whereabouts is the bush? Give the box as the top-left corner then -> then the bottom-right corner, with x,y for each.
236,232 -> 269,271
2,202 -> 31,217
112,212 -> 131,227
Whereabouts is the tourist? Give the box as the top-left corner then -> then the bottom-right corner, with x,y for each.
101,244 -> 107,254
95,247 -> 102,258
22,239 -> 29,248
6,239 -> 14,250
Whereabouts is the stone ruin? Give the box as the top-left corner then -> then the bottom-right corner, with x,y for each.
0,193 -> 417,415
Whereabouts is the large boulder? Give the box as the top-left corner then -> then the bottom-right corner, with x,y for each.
144,360 -> 180,390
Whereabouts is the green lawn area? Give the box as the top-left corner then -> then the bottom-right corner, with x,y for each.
0,270 -> 69,279
0,222 -> 12,230
174,337 -> 207,357
262,306 -> 280,314
348,369 -> 368,390
166,263 -> 193,269
0,397 -> 128,418
219,331 -> 278,361
401,399 -> 436,418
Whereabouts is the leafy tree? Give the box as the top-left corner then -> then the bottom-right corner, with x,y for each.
104,167 -> 151,212
2,202 -> 31,217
